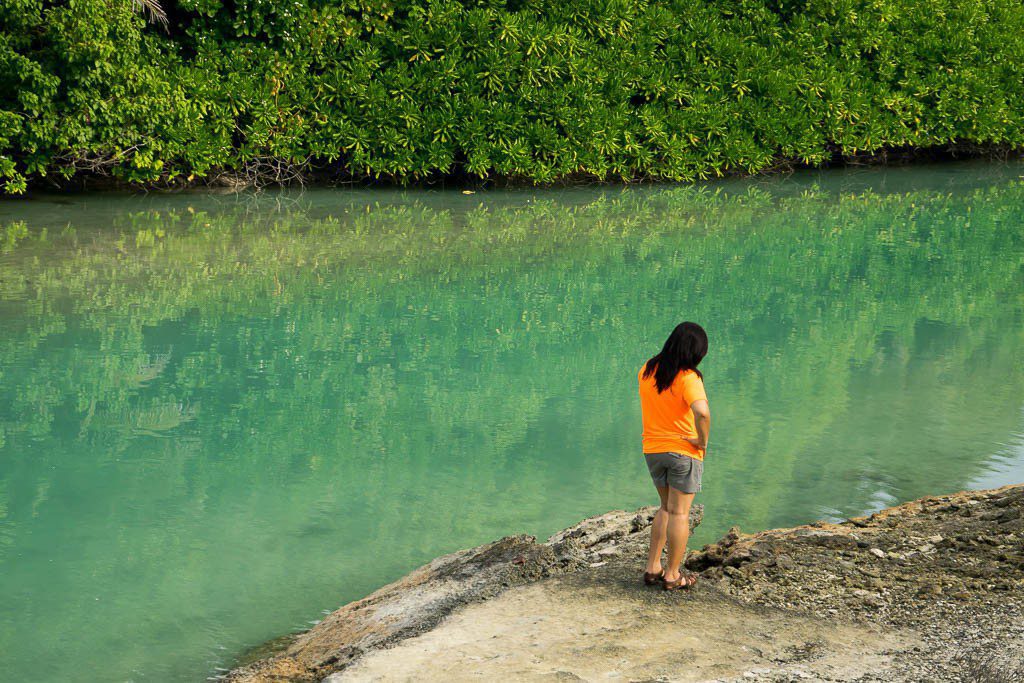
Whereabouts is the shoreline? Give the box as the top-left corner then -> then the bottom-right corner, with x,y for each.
225,484 -> 1024,682
10,146 -> 1024,198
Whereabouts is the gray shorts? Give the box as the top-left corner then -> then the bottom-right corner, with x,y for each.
645,452 -> 703,493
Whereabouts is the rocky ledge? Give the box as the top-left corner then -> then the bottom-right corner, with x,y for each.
226,484 -> 1024,682
224,505 -> 704,681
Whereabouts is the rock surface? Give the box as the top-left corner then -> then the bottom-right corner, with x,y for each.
680,483 -> 1024,682
329,570 -> 918,682
226,484 -> 1024,682
224,505 -> 703,682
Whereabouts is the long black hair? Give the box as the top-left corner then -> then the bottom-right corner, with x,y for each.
643,322 -> 708,393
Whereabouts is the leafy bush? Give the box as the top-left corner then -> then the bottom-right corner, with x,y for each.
2,0 -> 1024,192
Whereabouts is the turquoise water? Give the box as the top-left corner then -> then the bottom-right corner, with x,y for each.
1,163 -> 1023,681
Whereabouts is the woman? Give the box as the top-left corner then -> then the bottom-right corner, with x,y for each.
638,322 -> 711,591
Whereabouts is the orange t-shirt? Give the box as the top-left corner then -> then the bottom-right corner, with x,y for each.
638,364 -> 708,460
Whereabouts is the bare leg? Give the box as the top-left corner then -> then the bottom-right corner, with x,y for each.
645,486 -> 670,575
663,487 -> 695,583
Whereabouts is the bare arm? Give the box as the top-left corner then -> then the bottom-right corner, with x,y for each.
690,399 -> 711,452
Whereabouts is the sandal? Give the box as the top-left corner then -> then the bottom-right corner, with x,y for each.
663,573 -> 698,591
643,569 -> 665,586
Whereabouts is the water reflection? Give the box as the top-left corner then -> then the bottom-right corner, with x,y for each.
0,163 -> 1022,681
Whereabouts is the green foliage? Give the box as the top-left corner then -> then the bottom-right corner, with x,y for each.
2,0 -> 1024,192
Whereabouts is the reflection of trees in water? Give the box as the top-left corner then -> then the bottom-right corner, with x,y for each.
123,349 -> 173,388
0,180 -> 1022,543
98,398 -> 198,439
